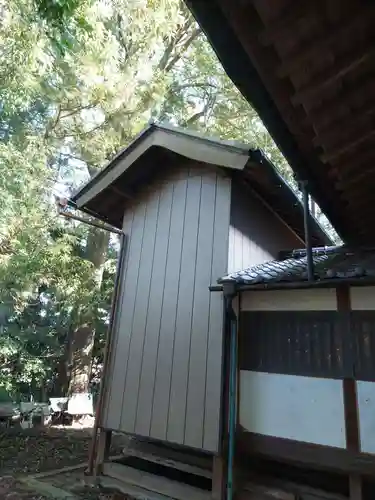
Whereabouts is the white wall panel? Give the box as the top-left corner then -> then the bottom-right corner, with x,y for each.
239,371 -> 346,448
357,381 -> 375,454
351,286 -> 375,310
241,288 -> 337,311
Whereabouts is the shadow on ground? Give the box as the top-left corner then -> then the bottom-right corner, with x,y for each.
0,427 -> 131,499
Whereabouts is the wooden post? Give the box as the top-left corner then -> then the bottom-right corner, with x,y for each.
337,286 -> 362,500
212,455 -> 225,500
349,475 -> 362,500
95,429 -> 112,476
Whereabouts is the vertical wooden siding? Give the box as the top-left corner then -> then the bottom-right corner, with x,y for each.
228,181 -> 301,273
103,163 -> 231,453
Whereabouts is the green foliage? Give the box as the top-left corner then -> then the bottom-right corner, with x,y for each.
35,0 -> 86,29
0,0 -> 338,398
34,0 -> 93,54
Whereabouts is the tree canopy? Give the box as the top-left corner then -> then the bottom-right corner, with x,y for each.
0,0 -> 337,398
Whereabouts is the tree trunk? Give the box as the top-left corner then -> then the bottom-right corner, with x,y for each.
67,227 -> 110,395
68,324 -> 96,393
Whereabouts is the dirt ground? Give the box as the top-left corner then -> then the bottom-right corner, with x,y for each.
0,426 -> 130,499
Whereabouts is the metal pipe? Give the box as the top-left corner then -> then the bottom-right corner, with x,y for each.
300,180 -> 314,281
58,209 -> 123,235
222,285 -> 238,500
227,313 -> 237,500
86,232 -> 128,475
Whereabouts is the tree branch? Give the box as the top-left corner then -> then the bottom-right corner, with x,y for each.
44,105 -> 61,139
115,13 -> 138,63
181,96 -> 217,127
171,82 -> 217,92
164,27 -> 202,73
60,103 -> 98,120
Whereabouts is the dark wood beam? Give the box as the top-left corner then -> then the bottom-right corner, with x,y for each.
212,455 -> 225,500
336,286 -> 363,500
277,7 -> 375,79
313,112 -> 375,150
336,166 -> 375,190
349,475 -> 363,500
343,378 -> 360,452
342,181 -> 375,202
344,217 -> 374,243
344,200 -> 375,224
238,430 -> 373,476
337,173 -> 375,192
307,77 -> 375,129
320,129 -> 375,163
292,45 -> 375,107
258,3 -> 318,46
217,0 -> 310,146
335,196 -> 374,225
330,145 -> 375,172
347,216 -> 375,236
312,98 -> 375,145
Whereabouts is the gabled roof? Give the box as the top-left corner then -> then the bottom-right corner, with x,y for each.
72,123 -> 330,245
219,248 -> 375,288
186,0 -> 375,245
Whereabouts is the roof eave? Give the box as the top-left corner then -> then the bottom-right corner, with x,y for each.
185,0 -> 347,242
216,276 -> 375,292
72,122 -> 250,211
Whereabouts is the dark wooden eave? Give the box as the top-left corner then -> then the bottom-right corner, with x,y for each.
186,0 -> 375,244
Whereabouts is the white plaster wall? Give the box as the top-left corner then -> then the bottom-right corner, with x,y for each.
241,288 -> 337,311
357,381 -> 375,454
350,286 -> 375,310
240,371 -> 346,448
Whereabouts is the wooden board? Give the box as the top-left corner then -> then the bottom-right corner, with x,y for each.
102,462 -> 211,500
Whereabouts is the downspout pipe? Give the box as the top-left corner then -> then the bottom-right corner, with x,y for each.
299,180 -> 314,282
223,283 -> 238,500
58,208 -> 123,235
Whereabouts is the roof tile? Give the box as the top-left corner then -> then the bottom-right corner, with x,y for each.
219,249 -> 375,285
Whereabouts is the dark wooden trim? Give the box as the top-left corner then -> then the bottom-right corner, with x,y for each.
239,310 -> 344,379
351,311 -> 375,382
233,277 -> 375,292
95,429 -> 112,476
336,286 -> 361,457
239,306 -> 375,382
237,431 -> 375,476
336,284 -> 351,312
349,474 -> 362,500
343,379 -> 360,453
185,0 -> 348,242
336,287 -> 363,498
212,455 -> 225,500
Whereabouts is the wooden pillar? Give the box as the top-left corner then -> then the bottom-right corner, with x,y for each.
95,429 -> 112,476
212,455 -> 225,500
337,286 -> 362,500
349,475 -> 362,500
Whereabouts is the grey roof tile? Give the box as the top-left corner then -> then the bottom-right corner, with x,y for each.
219,249 -> 375,285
